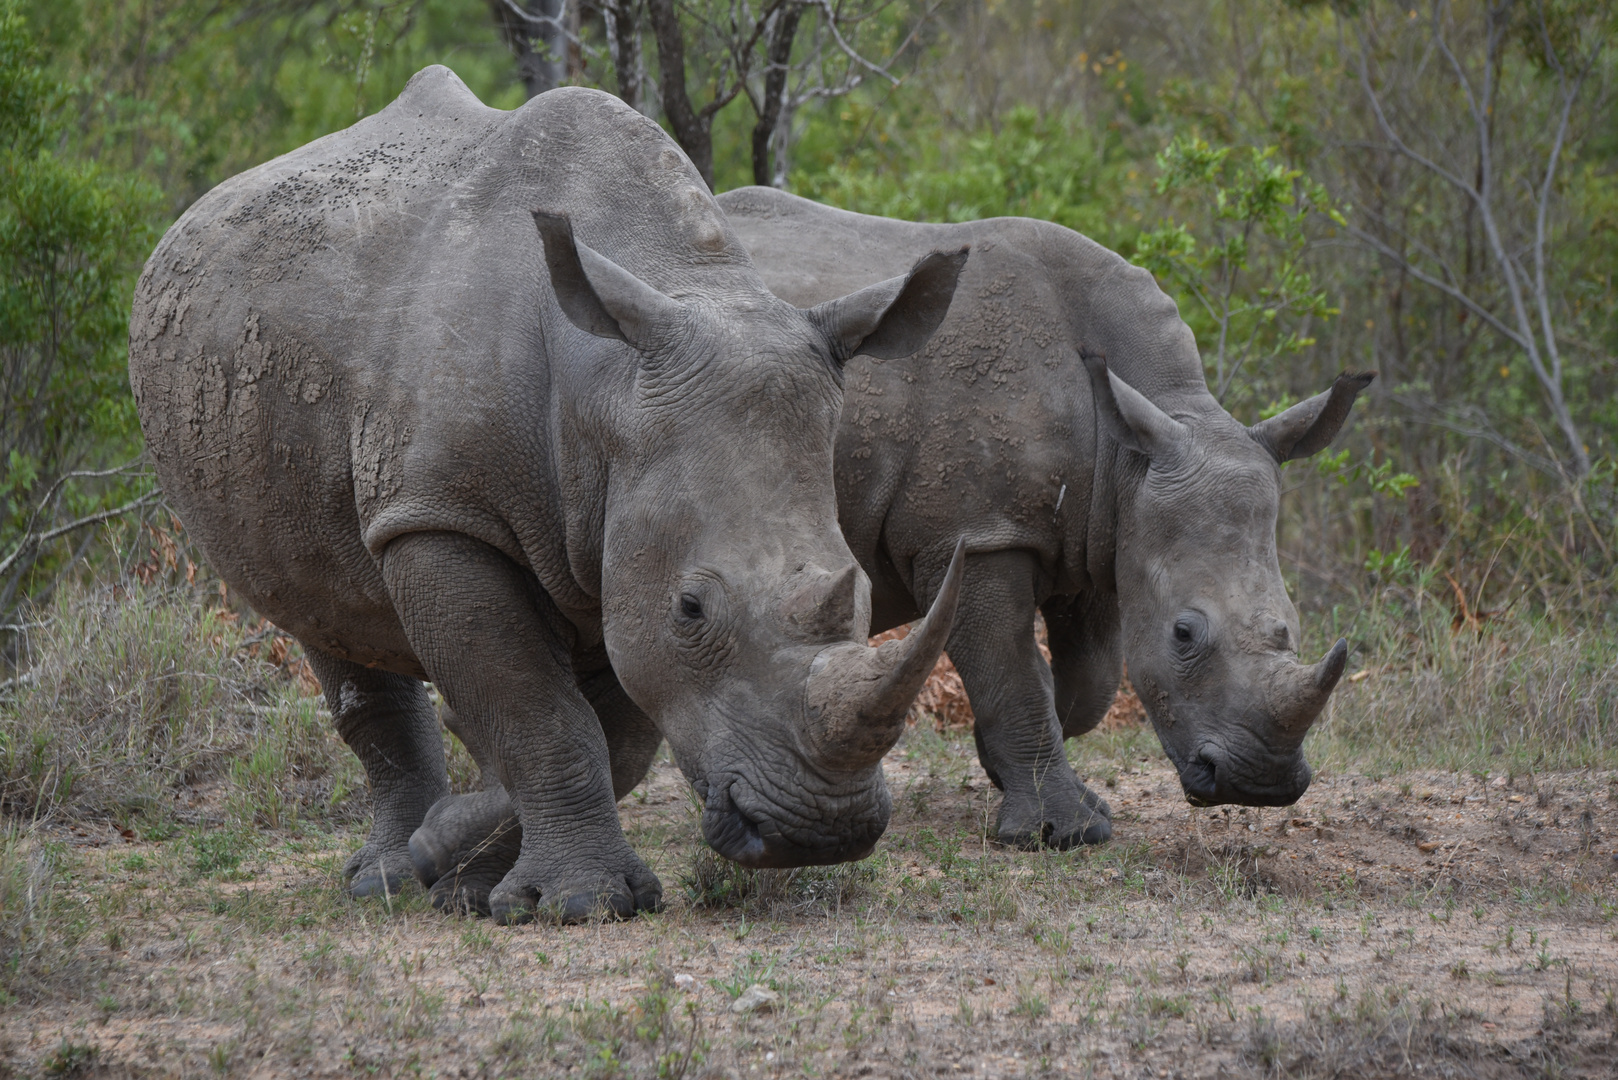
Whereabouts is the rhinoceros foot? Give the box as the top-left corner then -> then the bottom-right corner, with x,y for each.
995,779 -> 1113,850
411,789 -> 664,923
424,837 -> 521,917
489,850 -> 664,926
408,789 -> 524,916
409,789 -> 520,883
344,843 -> 419,900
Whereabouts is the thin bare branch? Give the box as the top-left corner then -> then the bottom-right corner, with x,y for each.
810,0 -> 901,85
1346,225 -> 1525,347
1352,20 -> 1480,208
1346,1 -> 1591,476
1427,0 -> 1484,130
1530,2 -> 1604,399
1393,396 -> 1562,477
495,0 -> 602,57
0,491 -> 162,581
12,459 -> 150,547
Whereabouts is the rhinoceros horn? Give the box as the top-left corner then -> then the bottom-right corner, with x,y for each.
803,538 -> 966,769
1265,637 -> 1350,734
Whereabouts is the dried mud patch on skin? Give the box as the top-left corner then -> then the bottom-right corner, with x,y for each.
2,734 -> 1614,1079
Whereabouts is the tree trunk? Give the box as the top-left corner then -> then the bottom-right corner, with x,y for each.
751,2 -> 803,187
603,0 -> 645,113
645,0 -> 714,188
772,94 -> 798,187
489,0 -> 567,98
566,0 -> 583,81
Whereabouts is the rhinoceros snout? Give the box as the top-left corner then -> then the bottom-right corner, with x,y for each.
1177,748 -> 1312,808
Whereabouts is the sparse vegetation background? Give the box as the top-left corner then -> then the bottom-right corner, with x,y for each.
0,0 -> 1613,1075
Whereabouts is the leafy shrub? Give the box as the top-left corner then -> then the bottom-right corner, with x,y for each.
795,104 -> 1131,246
0,0 -> 156,606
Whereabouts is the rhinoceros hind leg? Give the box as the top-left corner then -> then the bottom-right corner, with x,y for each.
578,666 -> 664,800
972,719 -> 1110,820
302,648 -> 449,899
382,530 -> 663,925
408,786 -> 522,916
1040,591 -> 1124,743
1038,591 -> 1119,822
919,549 -> 1110,850
410,786 -> 517,880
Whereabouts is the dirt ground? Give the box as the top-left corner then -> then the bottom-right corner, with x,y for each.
3,722 -> 1615,1079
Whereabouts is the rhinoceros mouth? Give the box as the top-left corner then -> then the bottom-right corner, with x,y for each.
701,780 -> 769,865
699,776 -> 885,869
1174,746 -> 1312,808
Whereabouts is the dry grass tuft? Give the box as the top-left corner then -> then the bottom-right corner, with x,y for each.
0,582 -> 350,828
681,846 -> 875,917
0,823 -> 91,1004
1311,606 -> 1618,774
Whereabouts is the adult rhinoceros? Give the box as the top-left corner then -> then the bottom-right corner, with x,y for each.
129,68 -> 971,924
715,186 -> 1369,849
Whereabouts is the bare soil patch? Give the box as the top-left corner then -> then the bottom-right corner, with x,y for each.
2,726 -> 1614,1079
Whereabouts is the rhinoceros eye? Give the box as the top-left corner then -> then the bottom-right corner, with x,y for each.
679,593 -> 705,621
1170,611 -> 1208,655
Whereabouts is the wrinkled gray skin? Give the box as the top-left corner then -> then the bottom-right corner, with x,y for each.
129,68 -> 973,924
709,187 -> 1369,847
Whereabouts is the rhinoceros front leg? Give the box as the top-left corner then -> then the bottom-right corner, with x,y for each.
302,648 -> 448,899
921,549 -> 1111,849
382,530 -> 661,925
409,668 -> 662,915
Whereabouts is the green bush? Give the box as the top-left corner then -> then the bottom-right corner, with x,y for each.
0,0 -> 155,609
793,104 -> 1134,247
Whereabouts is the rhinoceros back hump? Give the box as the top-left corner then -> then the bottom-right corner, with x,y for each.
130,68 -> 753,663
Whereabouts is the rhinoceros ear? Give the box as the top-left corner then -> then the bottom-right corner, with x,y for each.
533,211 -> 686,349
808,247 -> 969,363
1081,349 -> 1188,460
1247,371 -> 1376,463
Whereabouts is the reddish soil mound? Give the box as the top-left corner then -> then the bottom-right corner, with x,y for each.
869,621 -> 1144,731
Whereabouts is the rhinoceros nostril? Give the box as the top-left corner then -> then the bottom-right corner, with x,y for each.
726,783 -> 760,828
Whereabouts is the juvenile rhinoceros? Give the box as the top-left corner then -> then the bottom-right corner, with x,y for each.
129,68 -> 970,924
715,186 -> 1368,848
